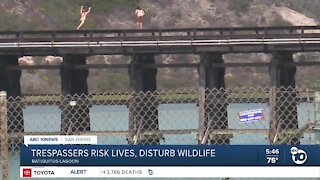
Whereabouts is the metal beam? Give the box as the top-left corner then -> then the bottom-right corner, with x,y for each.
6,61 -> 320,70
7,128 -> 316,138
0,25 -> 319,38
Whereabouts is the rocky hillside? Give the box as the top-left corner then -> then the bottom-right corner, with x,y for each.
1,0 -> 320,93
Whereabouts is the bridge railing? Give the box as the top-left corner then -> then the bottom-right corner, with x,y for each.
0,26 -> 320,54
0,26 -> 320,42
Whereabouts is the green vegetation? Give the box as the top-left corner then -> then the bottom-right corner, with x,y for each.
89,72 -> 130,92
1,0 -> 140,30
0,6 -> 41,30
158,78 -> 197,90
228,0 -> 253,13
85,0 -> 140,12
21,90 -> 314,104
38,0 -> 139,17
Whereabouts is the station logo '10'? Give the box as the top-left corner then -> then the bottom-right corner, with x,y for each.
290,147 -> 307,165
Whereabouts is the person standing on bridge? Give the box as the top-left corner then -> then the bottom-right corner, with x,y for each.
135,6 -> 145,29
77,6 -> 91,30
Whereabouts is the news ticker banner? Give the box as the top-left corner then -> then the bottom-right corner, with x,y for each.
20,144 -> 320,178
21,145 -> 320,166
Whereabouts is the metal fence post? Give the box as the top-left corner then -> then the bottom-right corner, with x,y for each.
198,87 -> 206,144
315,81 -> 320,144
268,86 -> 278,144
0,91 -> 8,180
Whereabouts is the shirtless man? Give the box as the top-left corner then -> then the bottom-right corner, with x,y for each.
77,6 -> 91,30
135,6 -> 145,29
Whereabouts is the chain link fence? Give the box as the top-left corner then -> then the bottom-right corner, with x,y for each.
0,86 -> 319,179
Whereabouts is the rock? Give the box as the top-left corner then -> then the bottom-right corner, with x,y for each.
43,56 -> 63,64
18,56 -> 35,65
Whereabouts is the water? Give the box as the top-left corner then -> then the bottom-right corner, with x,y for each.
7,103 -> 317,179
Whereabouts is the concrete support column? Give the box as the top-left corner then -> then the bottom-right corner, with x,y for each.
0,55 -> 23,149
128,54 -> 159,145
269,51 -> 298,145
60,55 -> 90,134
198,53 -> 230,145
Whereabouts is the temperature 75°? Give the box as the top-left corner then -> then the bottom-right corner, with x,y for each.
267,157 -> 279,164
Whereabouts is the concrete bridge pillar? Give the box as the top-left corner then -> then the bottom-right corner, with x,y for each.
269,51 -> 298,145
128,54 -> 159,145
198,53 -> 230,145
60,55 -> 90,134
0,55 -> 24,149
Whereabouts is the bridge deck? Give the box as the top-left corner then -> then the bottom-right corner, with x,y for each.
1,26 -> 320,55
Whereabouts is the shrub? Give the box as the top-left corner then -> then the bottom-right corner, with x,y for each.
228,0 -> 253,13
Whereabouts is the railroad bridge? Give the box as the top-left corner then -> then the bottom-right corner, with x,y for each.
1,26 -> 320,145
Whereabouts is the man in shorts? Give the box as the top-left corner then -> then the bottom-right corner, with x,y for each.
135,6 -> 145,29
77,6 -> 91,30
